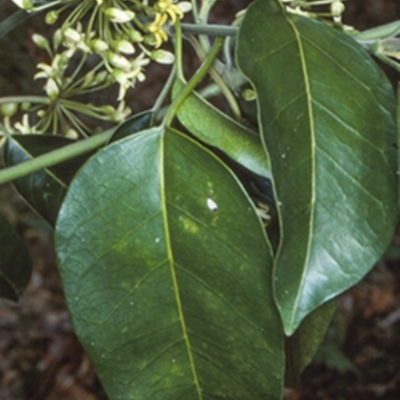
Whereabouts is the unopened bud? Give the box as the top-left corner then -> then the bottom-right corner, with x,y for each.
11,0 -> 34,10
115,40 -> 135,54
99,105 -> 115,115
330,1 -> 345,17
91,38 -> 109,52
63,27 -> 81,44
107,52 -> 131,71
66,128 -> 79,139
105,8 -> 135,23
21,102 -> 31,111
32,33 -> 49,50
0,103 -> 18,117
94,71 -> 108,84
53,29 -> 63,50
177,2 -> 192,13
44,78 -> 59,99
45,10 -> 59,24
241,88 -> 256,101
127,29 -> 143,42
151,49 -> 175,64
83,71 -> 96,87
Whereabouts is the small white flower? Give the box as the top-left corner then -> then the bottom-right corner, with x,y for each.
14,114 -> 32,134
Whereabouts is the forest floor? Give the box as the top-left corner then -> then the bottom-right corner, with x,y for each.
1,0 -> 400,399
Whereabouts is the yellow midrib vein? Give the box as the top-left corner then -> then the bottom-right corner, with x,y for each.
159,131 -> 203,399
285,16 -> 316,333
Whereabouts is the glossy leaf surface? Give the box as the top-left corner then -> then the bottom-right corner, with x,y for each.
284,300 -> 336,387
173,79 -> 271,178
109,110 -> 152,143
237,0 -> 398,334
3,135 -> 92,226
0,214 -> 31,301
55,127 -> 284,399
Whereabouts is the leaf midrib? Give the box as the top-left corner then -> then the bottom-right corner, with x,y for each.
285,15 -> 316,334
159,132 -> 203,398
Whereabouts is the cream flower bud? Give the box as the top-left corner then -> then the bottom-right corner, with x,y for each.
330,1 -> 345,17
105,8 -> 135,23
66,129 -> 79,139
0,103 -> 18,118
127,29 -> 143,42
177,2 -> 192,13
53,29 -> 63,50
44,78 -> 59,99
115,40 -> 135,54
94,71 -> 108,84
83,71 -> 96,87
45,10 -> 59,25
241,88 -> 256,101
99,105 -> 116,115
107,52 -> 131,71
11,0 -> 33,10
32,33 -> 49,50
21,102 -> 31,111
63,27 -> 81,44
151,49 -> 175,64
91,38 -> 109,52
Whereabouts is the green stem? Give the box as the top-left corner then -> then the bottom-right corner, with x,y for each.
178,23 -> 239,37
174,21 -> 184,80
0,129 -> 113,185
152,63 -> 177,125
192,42 -> 241,121
190,0 -> 200,23
163,36 -> 224,127
0,96 -> 50,105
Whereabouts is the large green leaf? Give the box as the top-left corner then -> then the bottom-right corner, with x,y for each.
237,0 -> 398,334
0,213 -> 31,301
109,110 -> 152,144
284,300 -> 336,387
55,127 -> 284,399
173,79 -> 271,178
3,135 -> 93,226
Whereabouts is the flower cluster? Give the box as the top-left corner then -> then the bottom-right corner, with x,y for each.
1,30 -> 131,137
4,0 -> 191,136
11,0 -> 191,100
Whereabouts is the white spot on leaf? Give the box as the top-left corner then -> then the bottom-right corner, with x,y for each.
206,198 -> 218,212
